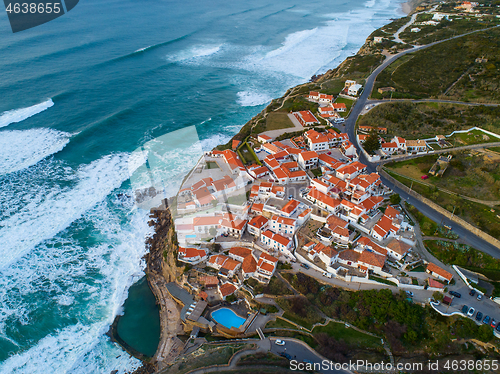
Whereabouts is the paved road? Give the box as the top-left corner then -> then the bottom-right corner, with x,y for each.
344,25 -> 500,258
434,284 -> 500,329
366,98 -> 500,107
269,337 -> 351,374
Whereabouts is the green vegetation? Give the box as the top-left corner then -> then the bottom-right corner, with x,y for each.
263,112 -> 295,131
390,193 -> 401,205
265,317 -> 298,330
206,161 -> 219,169
310,168 -> 322,178
239,142 -> 261,165
169,343 -> 253,374
425,240 -> 500,283
333,97 -> 355,117
385,150 -> 500,201
400,15 -> 500,46
391,170 -> 500,238
369,275 -> 397,287
358,102 -> 500,140
237,352 -> 290,369
372,27 -> 500,102
405,203 -> 438,236
285,273 -> 498,357
362,132 -> 381,154
276,297 -> 324,330
312,322 -> 382,349
245,276 -> 293,296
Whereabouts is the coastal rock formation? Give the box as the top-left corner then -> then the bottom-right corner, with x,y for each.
145,200 -> 183,282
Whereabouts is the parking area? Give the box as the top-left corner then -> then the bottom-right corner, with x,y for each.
435,284 -> 500,332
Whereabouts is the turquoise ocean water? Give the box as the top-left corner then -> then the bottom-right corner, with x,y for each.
0,0 -> 404,372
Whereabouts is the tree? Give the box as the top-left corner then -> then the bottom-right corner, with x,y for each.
432,291 -> 444,302
390,193 -> 401,205
477,324 -> 494,342
363,132 -> 381,154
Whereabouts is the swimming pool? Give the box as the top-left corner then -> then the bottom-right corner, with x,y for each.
211,308 -> 246,329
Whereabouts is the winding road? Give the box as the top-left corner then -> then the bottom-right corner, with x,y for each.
345,25 -> 500,258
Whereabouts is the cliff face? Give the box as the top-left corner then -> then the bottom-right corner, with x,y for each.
145,201 -> 183,282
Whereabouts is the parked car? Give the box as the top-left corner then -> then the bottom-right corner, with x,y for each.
469,289 -> 476,296
496,324 -> 500,333
275,339 -> 285,346
491,319 -> 497,328
483,315 -> 491,325
406,291 -> 414,297
449,290 -> 461,298
301,263 -> 310,270
279,352 -> 292,360
288,194 -> 293,199
323,272 -> 333,278
461,305 -> 469,314
476,311 -> 483,321
477,294 -> 483,301
421,175 -> 429,180
467,307 -> 475,317
303,359 -> 313,364
327,152 -> 331,155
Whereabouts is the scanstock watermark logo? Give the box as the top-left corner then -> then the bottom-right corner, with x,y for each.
3,0 -> 78,32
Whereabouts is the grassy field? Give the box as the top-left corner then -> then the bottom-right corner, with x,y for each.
372,27 -> 500,102
358,102 -> 500,140
334,97 -> 355,118
399,14 -> 500,46
389,170 -> 500,238
385,150 -> 500,201
264,112 -> 295,131
312,321 -> 382,349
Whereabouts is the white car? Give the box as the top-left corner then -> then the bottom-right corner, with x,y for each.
467,307 -> 475,317
275,339 -> 285,346
477,294 -> 483,301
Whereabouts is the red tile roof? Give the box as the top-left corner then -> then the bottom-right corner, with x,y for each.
219,283 -> 237,297
242,255 -> 257,273
281,199 -> 300,214
386,238 -> 411,256
229,247 -> 252,258
248,215 -> 268,229
358,251 -> 386,269
426,263 -> 453,281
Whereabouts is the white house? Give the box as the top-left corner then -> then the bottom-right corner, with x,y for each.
348,84 -> 362,96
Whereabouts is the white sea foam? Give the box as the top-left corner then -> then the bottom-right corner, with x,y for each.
0,129 -> 71,175
236,91 -> 272,106
168,44 -> 222,62
0,199 -> 151,374
0,99 -> 54,129
0,154 -> 132,269
171,0 -> 400,81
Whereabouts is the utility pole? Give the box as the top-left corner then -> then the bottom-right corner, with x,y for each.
450,205 -> 456,220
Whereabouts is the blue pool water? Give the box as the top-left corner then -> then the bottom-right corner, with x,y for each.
211,308 -> 246,329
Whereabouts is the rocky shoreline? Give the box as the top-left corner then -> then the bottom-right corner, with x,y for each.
114,1 -> 429,372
